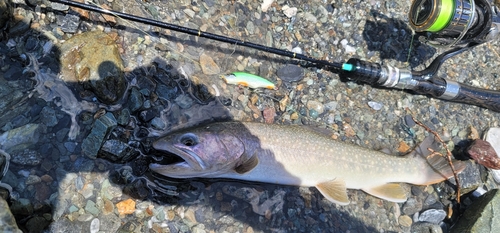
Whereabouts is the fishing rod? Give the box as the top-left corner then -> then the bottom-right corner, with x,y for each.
43,0 -> 500,112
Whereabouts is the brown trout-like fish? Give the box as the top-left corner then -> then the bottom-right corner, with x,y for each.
150,122 -> 466,205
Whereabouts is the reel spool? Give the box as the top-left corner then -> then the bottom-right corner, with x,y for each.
408,0 -> 499,47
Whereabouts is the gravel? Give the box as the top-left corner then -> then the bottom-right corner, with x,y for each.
0,0 -> 499,232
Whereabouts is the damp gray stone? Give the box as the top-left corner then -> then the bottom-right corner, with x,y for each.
175,94 -> 194,109
11,149 -> 42,166
276,64 -> 304,82
128,88 -> 144,112
418,209 -> 446,224
0,124 -> 41,153
40,106 -> 58,127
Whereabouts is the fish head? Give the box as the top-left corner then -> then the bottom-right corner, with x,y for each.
150,124 -> 247,178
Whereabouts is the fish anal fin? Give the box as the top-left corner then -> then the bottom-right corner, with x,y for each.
234,153 -> 259,174
316,179 -> 350,205
363,183 -> 408,203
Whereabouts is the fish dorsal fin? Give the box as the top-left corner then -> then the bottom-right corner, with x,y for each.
234,153 -> 259,174
316,179 -> 350,205
362,183 -> 408,203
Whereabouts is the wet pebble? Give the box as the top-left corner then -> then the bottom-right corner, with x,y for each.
25,175 -> 41,185
418,209 -> 446,224
90,218 -> 100,233
368,101 -> 383,110
11,149 -> 43,166
399,215 -> 412,227
402,197 -> 423,216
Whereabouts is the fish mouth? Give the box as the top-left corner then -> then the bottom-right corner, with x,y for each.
149,140 -> 206,174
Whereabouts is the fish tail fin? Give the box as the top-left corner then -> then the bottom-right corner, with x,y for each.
410,136 -> 467,185
420,153 -> 467,185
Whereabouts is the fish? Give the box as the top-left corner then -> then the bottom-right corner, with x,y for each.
222,72 -> 276,90
149,121 -> 467,205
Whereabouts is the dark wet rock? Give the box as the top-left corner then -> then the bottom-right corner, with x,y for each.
418,209 -> 446,224
98,139 -> 140,163
448,162 -> 482,195
276,64 -> 304,82
402,197 -> 423,216
128,87 -> 144,112
123,178 -> 150,200
10,198 -> 34,216
0,0 -> 12,30
451,189 -> 500,232
0,124 -> 41,153
40,106 -> 58,127
11,149 -> 43,166
11,115 -> 30,129
59,31 -> 125,104
139,108 -> 160,122
411,222 -> 443,233
156,84 -> 178,101
3,63 -> 23,81
116,108 -> 131,126
72,157 -> 95,172
0,195 -> 22,233
25,216 -> 51,233
82,113 -> 117,159
222,185 -> 286,216
9,12 -> 32,37
64,141 -> 77,153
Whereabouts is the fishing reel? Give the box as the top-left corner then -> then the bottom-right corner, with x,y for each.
408,0 -> 500,47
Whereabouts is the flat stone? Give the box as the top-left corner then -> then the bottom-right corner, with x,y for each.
276,64 -> 304,82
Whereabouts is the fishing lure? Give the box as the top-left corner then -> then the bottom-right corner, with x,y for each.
222,72 -> 276,90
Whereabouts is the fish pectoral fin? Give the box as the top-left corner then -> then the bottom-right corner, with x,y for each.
234,153 -> 259,174
316,179 -> 350,205
362,183 -> 408,203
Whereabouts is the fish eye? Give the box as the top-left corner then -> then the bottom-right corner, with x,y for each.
180,133 -> 198,146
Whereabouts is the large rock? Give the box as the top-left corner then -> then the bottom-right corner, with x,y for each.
0,195 -> 21,233
59,30 -> 125,104
0,124 -> 41,153
451,189 -> 500,232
